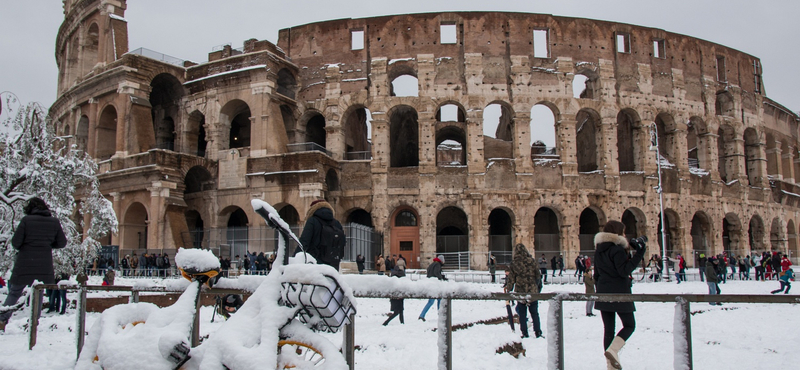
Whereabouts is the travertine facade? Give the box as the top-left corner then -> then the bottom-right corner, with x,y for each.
51,0 -> 800,269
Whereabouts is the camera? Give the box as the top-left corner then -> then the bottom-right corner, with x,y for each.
630,236 -> 647,250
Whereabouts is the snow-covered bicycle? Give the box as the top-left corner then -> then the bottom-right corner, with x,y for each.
75,199 -> 356,370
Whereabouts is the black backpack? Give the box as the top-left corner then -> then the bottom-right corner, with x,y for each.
317,218 -> 346,265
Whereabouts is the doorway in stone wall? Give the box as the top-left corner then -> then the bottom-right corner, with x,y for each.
390,208 -> 420,269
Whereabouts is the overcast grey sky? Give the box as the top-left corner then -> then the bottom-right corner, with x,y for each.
2,0 -> 798,113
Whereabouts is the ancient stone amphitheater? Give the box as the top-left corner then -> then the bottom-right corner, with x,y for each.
50,0 -> 800,270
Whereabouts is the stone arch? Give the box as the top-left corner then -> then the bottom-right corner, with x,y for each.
723,213 -> 743,256
770,217 -> 785,253
530,103 -> 557,158
687,116 -> 705,170
436,124 -> 466,166
788,220 -> 798,260
390,206 -> 420,268
388,104 -> 419,167
781,140 -> 793,182
579,207 -> 604,254
220,99 -> 251,149
76,114 -> 89,153
301,111 -> 327,149
572,67 -> 600,99
654,112 -> 678,165
221,206 -> 249,255
435,101 -> 466,122
187,110 -> 207,157
277,68 -> 297,99
717,123 -> 736,182
715,90 -> 735,117
576,108 -> 601,172
346,208 -> 373,227
617,108 -> 642,171
388,63 -> 418,97
184,166 -> 213,195
622,208 -> 647,239
765,133 -> 779,178
278,205 -> 300,227
483,101 -> 515,160
96,104 -> 118,160
436,206 -> 470,255
690,211 -> 713,259
81,23 -> 99,77
325,168 -> 340,192
342,105 -> 372,160
744,127 -> 762,186
748,214 -> 765,253
657,208 -> 681,257
122,202 -> 148,251
150,73 -> 184,151
184,209 -> 205,249
533,206 -> 561,255
488,208 -> 514,264
281,105 -> 299,143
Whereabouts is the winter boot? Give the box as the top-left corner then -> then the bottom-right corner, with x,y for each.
604,336 -> 625,369
606,357 -> 616,370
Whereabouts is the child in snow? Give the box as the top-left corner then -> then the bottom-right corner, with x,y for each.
771,268 -> 794,294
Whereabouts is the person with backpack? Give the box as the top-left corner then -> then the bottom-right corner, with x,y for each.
418,255 -> 447,321
298,199 -> 346,270
771,267 -> 794,294
504,243 -> 543,339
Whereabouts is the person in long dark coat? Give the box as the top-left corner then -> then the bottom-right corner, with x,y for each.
593,220 -> 646,370
0,197 -> 67,331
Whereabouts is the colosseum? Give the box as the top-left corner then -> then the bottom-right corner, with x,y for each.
50,0 -> 800,270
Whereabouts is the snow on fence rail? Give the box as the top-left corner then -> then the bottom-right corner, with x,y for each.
26,283 -> 800,370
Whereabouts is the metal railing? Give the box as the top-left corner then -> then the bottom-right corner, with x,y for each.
125,47 -> 185,66
26,283 -> 799,370
286,142 -> 332,157
344,151 -> 372,161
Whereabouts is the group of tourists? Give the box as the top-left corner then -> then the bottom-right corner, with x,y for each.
118,252 -> 172,277
697,251 -> 793,283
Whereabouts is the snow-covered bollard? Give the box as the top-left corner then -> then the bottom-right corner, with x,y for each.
673,297 -> 693,370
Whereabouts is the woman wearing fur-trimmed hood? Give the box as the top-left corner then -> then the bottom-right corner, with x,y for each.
593,221 -> 646,370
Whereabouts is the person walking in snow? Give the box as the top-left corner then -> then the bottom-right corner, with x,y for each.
418,255 -> 446,321
0,197 -> 67,332
538,254 -> 548,283
382,271 -> 406,325
771,267 -> 794,294
584,266 -> 596,316
504,243 -> 543,339
593,221 -> 646,370
705,257 -> 721,306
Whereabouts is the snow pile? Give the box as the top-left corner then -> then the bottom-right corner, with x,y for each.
174,248 -> 220,272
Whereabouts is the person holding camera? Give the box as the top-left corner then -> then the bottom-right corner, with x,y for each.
593,221 -> 646,370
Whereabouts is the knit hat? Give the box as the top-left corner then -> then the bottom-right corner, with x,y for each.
437,255 -> 445,264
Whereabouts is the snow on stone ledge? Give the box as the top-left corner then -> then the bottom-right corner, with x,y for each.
174,248 -> 220,272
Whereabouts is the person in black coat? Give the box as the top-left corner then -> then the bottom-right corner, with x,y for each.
0,197 -> 67,331
298,199 -> 346,269
593,220 -> 646,370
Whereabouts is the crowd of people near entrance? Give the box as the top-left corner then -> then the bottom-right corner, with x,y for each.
111,252 -> 172,277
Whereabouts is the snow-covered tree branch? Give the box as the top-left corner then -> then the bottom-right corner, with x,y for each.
0,92 -> 118,275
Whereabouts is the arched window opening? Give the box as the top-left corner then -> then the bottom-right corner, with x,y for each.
530,104 -> 557,159
277,69 -> 297,99
347,209 -> 373,227
96,105 -> 117,160
344,107 -> 372,160
770,218 -> 785,253
688,117 -> 709,172
617,109 -> 641,171
123,203 -> 148,251
744,128 -> 761,186
765,133 -> 779,178
326,169 -> 340,192
227,208 -> 249,257
436,126 -> 466,166
221,101 -> 252,149
717,125 -> 736,182
576,109 -> 600,172
687,121 -> 699,169
691,213 -> 711,259
534,207 -> 560,256
488,209 -> 513,264
305,114 -> 327,150
622,208 -> 645,239
436,207 -> 469,258
572,71 -> 598,99
394,210 -> 417,226
579,208 -> 601,255
657,210 -> 680,258
150,73 -> 183,152
781,141 -> 793,182
788,221 -> 798,260
81,23 -> 99,77
390,75 -> 419,97
184,210 -> 204,249
722,214 -> 742,256
654,113 -> 676,165
389,105 -> 419,167
281,105 -> 298,143
483,103 -> 514,160
715,91 -> 735,117
76,115 -> 89,153
184,166 -> 213,195
436,104 -> 465,122
748,215 -> 764,253
188,111 -> 206,157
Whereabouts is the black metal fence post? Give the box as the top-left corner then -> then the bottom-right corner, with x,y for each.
28,286 -> 42,349
76,285 -> 87,358
344,314 -> 355,370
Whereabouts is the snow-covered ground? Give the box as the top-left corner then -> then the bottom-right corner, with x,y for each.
0,275 -> 797,369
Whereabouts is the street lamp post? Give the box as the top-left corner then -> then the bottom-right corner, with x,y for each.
650,122 -> 670,282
